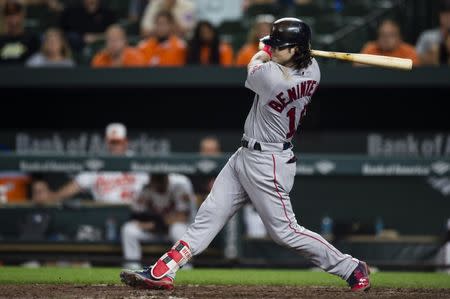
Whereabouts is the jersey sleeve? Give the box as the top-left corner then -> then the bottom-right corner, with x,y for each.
245,61 -> 277,95
74,172 -> 96,190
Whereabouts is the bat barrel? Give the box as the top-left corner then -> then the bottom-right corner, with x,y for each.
311,50 -> 413,71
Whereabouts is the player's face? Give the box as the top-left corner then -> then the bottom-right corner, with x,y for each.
107,139 -> 128,155
271,46 -> 296,65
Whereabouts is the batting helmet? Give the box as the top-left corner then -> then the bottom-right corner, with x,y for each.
261,17 -> 311,50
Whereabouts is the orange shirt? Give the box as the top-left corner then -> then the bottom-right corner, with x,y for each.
91,47 -> 147,68
138,35 -> 186,66
235,43 -> 259,66
199,43 -> 234,66
361,41 -> 420,66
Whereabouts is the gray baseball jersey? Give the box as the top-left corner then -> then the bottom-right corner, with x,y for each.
163,57 -> 358,281
244,59 -> 320,143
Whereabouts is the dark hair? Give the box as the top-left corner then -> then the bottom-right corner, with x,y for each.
187,21 -> 220,65
291,44 -> 312,70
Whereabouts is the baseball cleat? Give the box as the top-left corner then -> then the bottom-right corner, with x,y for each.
347,261 -> 371,292
120,267 -> 174,290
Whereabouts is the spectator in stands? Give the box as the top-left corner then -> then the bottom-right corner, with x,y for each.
235,14 -> 273,66
121,173 -> 195,269
359,19 -> 419,66
91,24 -> 146,68
26,28 -> 75,67
140,0 -> 196,38
60,0 -> 117,51
30,178 -> 52,204
138,11 -> 186,66
43,123 -> 149,204
0,1 -> 39,65
187,21 -> 233,66
416,0 -> 450,65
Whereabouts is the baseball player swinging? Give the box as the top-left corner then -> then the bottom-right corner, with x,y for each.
120,18 -> 371,292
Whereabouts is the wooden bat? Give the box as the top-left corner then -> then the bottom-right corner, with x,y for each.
311,49 -> 413,71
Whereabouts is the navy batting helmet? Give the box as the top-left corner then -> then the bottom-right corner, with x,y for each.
261,17 -> 311,50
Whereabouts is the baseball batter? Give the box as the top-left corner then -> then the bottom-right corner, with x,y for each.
121,18 -> 371,292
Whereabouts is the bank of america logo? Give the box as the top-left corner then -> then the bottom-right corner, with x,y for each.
315,160 -> 335,175
85,159 -> 105,171
431,161 -> 450,175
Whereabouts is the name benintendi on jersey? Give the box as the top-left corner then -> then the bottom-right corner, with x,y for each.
268,79 -> 318,113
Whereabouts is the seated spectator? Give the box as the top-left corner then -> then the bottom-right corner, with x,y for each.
194,0 -> 243,26
43,123 -> 149,204
416,0 -> 450,65
187,21 -> 233,66
235,14 -> 273,66
121,173 -> 195,269
140,0 -> 196,38
92,24 -> 146,68
138,11 -> 186,66
0,1 -> 39,65
26,28 -> 75,67
359,19 -> 419,66
60,0 -> 117,51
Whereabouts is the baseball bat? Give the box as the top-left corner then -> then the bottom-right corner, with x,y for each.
311,49 -> 413,70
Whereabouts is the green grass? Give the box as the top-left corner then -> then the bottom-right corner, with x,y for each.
0,267 -> 449,289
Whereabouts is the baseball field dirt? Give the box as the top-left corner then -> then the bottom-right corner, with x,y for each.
1,284 -> 450,299
1,267 -> 450,298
